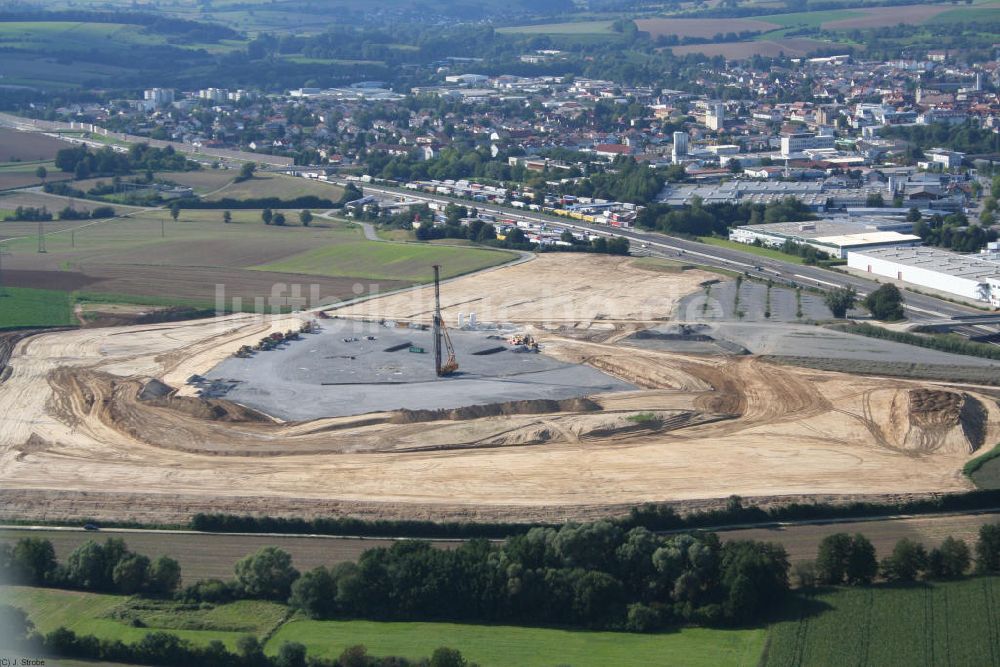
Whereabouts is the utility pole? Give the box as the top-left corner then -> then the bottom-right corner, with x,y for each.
161,217 -> 165,238
37,220 -> 46,253
432,264 -> 442,377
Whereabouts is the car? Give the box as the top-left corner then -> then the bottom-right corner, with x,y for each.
83,523 -> 99,531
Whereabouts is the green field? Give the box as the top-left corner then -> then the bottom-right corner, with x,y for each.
698,235 -> 808,264
205,174 -> 344,202
763,578 -> 1000,666
271,619 -> 765,667
254,237 -> 517,282
0,286 -> 74,328
2,585 -> 764,666
965,442 -> 1000,489
0,586 -> 285,650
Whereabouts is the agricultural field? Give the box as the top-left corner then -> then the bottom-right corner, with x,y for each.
204,173 -> 344,202
763,577 -> 1000,666
254,238 -> 518,282
637,1 -> 1000,58
0,208 -> 516,311
0,129 -> 68,189
669,39 -> 836,59
0,287 -> 74,329
1,586 -> 285,650
497,20 -> 617,35
271,619 -> 765,667
1,584 -> 764,666
0,128 -> 66,163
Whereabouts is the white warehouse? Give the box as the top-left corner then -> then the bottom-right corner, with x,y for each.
848,247 -> 1000,307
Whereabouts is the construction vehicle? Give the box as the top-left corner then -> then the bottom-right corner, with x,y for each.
508,333 -> 538,351
432,265 -> 458,376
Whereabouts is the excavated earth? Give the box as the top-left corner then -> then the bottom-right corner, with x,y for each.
1,254 -> 999,524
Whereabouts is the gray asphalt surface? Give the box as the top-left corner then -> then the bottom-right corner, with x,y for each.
207,319 -> 633,419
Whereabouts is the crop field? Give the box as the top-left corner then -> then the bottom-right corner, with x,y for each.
254,238 -> 518,282
0,586 -> 284,650
0,287 -> 74,329
497,20 -> 617,35
637,17 -> 783,38
0,208 -> 514,308
763,577 -> 1000,666
669,39 -> 837,58
638,1 -> 1000,58
271,619 -> 765,667
0,128 -> 66,162
204,173 -> 344,202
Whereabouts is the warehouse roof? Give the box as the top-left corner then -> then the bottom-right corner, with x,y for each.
814,231 -> 922,247
850,246 -> 1000,282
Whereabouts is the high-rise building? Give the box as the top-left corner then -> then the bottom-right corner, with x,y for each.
143,88 -> 174,106
706,103 -> 725,130
671,131 -> 689,164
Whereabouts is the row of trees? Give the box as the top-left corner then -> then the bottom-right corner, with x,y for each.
800,523 -> 1000,587
1,537 -> 181,597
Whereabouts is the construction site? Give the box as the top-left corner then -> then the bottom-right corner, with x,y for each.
1,253 -> 1000,525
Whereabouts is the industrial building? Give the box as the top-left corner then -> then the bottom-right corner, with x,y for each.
847,247 -> 1000,307
729,218 -> 922,258
780,131 -> 835,158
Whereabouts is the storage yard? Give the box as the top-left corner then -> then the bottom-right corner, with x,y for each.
1,253 -> 999,525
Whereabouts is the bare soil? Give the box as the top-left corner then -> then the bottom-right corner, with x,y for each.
0,255 -> 997,524
0,129 -> 66,162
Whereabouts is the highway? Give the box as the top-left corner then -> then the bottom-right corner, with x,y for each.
357,183 -> 985,323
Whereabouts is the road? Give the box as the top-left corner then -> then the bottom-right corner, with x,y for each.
357,183 -> 985,323
4,509 -> 999,579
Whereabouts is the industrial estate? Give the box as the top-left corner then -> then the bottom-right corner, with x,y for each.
2,1 -> 1000,665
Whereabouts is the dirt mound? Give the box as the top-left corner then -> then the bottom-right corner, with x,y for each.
391,397 -> 601,423
138,379 -> 174,401
142,393 -> 274,424
902,389 -> 986,454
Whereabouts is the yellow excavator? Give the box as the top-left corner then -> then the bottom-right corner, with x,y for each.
432,265 -> 458,376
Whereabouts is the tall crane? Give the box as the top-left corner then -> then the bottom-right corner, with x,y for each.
432,265 -> 458,376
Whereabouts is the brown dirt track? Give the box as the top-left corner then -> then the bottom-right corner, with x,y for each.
0,254 -> 998,525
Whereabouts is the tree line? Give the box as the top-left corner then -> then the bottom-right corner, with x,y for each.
636,196 -> 816,238
1,536 -> 181,596
191,490 -> 1000,541
794,523 -> 1000,588
55,143 -> 198,179
2,524 -> 791,633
